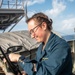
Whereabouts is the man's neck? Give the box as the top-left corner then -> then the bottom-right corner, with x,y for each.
42,31 -> 51,50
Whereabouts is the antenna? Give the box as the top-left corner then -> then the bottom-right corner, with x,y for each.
24,0 -> 28,21
26,1 -> 28,20
0,0 -> 3,8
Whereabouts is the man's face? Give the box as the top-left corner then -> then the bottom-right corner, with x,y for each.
28,19 -> 46,42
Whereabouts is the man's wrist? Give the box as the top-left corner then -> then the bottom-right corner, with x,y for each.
18,56 -> 25,61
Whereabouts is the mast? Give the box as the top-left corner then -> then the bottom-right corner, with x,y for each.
72,27 -> 75,73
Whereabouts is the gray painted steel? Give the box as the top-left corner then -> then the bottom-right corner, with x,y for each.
0,30 -> 39,54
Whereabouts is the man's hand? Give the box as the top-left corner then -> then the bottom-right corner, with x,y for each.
18,71 -> 27,75
9,53 -> 21,62
3,53 -> 21,63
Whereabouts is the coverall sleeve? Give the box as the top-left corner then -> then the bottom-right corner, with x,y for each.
18,56 -> 34,75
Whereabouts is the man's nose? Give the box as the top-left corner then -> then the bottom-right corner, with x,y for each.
31,33 -> 35,38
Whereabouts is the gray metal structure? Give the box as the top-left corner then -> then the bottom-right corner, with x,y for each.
0,0 -> 25,32
0,30 -> 39,53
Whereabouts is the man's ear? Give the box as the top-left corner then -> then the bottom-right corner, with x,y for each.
41,22 -> 47,30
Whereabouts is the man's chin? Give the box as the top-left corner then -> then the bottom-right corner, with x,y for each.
36,40 -> 42,43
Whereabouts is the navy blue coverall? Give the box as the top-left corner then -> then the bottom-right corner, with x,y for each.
18,32 -> 72,75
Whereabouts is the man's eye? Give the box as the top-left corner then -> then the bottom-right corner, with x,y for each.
30,30 -> 34,34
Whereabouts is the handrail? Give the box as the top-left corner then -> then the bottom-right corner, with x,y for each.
0,0 -> 25,9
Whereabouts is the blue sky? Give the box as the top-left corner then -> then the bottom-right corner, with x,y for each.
5,0 -> 75,35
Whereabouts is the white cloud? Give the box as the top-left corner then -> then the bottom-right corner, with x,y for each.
56,17 -> 75,35
45,0 -> 66,18
68,0 -> 75,2
28,11 -> 36,17
27,0 -> 45,6
61,18 -> 75,30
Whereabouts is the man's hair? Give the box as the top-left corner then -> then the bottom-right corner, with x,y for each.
26,12 -> 53,31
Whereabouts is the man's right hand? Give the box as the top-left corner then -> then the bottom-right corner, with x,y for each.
18,71 -> 27,75
8,53 -> 21,62
3,53 -> 21,63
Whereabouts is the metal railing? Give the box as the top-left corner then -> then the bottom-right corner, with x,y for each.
0,0 -> 26,9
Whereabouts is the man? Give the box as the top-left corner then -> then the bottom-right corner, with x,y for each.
8,12 -> 73,75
